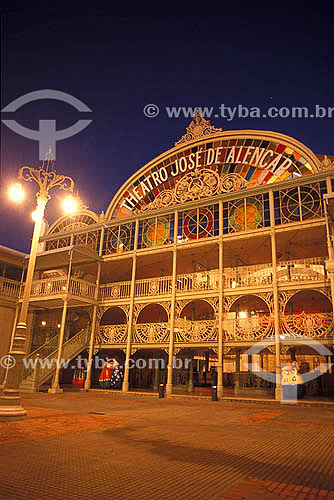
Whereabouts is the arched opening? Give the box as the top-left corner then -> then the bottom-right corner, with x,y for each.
137,304 -> 168,323
98,307 -> 127,346
91,306 -> 127,388
100,306 -> 127,325
228,296 -> 272,395
180,299 -> 215,320
229,295 -> 270,317
285,290 -> 332,314
283,291 -> 333,396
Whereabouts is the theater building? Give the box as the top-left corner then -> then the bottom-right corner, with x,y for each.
1,111 -> 334,399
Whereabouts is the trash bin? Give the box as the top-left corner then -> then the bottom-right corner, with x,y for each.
158,383 -> 165,398
211,385 -> 218,401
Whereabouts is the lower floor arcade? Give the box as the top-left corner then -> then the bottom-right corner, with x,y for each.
18,287 -> 334,398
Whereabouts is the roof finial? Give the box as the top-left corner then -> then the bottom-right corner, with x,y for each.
175,109 -> 222,146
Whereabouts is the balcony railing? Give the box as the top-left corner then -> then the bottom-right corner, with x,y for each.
224,257 -> 326,289
16,257 -> 327,302
176,270 -> 218,293
22,277 -> 96,300
95,313 -> 333,345
135,276 -> 172,297
68,278 -> 96,300
97,319 -> 218,344
100,281 -> 131,300
0,277 -> 21,299
99,257 -> 328,300
223,312 -> 333,341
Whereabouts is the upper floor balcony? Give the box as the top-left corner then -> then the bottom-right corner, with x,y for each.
26,276 -> 97,301
0,277 -> 21,300
100,256 -> 328,301
0,256 -> 329,303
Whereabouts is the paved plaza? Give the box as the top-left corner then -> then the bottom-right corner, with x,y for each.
0,392 -> 334,500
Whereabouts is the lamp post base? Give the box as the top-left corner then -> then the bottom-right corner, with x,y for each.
0,405 -> 27,421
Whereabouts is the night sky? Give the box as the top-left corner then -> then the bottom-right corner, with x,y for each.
1,5 -> 334,252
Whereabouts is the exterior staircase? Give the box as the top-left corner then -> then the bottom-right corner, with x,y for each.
20,327 -> 90,392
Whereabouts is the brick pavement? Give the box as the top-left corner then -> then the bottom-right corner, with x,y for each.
0,393 -> 333,500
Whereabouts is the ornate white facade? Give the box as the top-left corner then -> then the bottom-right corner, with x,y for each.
1,111 -> 334,398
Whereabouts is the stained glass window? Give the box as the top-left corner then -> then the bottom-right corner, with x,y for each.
103,222 -> 136,255
276,182 -> 324,225
138,214 -> 174,249
178,205 -> 218,242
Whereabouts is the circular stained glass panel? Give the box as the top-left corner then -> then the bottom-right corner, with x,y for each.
142,217 -> 170,246
230,198 -> 262,231
183,208 -> 213,239
108,226 -> 131,253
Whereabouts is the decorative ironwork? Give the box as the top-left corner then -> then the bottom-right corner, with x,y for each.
134,323 -> 170,343
220,173 -> 248,192
176,168 -> 220,203
97,325 -> 128,343
224,296 -> 239,313
319,155 -> 334,171
175,110 -> 222,146
133,303 -> 147,321
141,171 -> 248,212
174,318 -> 218,342
134,302 -> 171,322
52,215 -> 96,233
281,312 -> 333,339
258,292 -> 274,312
22,327 -> 89,386
280,345 -> 291,354
19,154 -> 74,200
223,315 -> 274,341
205,297 -> 219,314
141,190 -> 175,211
279,291 -> 296,312
175,300 -> 190,318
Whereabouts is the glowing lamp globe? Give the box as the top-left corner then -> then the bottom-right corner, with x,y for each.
62,195 -> 79,214
8,183 -> 24,203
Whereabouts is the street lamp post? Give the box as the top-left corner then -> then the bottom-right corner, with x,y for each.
0,156 -> 76,421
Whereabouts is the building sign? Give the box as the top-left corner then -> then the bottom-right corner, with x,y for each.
111,134 -> 317,219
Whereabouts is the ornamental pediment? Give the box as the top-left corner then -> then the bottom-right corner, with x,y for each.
107,117 -> 321,220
